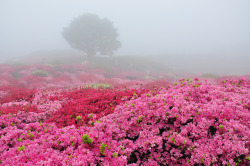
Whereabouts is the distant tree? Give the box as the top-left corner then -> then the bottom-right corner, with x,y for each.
62,14 -> 121,58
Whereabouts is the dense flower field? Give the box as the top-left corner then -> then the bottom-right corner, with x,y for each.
0,63 -> 249,165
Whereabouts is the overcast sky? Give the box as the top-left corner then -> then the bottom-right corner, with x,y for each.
1,0 -> 250,60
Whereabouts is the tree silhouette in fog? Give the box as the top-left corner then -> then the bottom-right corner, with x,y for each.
62,13 -> 121,58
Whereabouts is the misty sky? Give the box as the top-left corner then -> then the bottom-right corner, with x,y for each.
1,0 -> 250,60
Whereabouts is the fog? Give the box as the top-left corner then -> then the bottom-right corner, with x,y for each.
1,0 -> 250,75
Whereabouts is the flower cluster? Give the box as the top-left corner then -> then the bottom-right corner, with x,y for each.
0,115 -> 131,165
46,88 -> 149,128
0,86 -> 36,104
0,77 -> 249,165
0,63 -> 170,89
99,78 -> 249,165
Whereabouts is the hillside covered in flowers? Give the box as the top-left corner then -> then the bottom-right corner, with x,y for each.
0,61 -> 249,166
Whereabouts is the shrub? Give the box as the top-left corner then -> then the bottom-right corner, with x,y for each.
31,70 -> 50,77
82,83 -> 112,89
98,78 -> 250,165
0,86 -> 36,104
46,88 -> 149,128
0,78 -> 249,165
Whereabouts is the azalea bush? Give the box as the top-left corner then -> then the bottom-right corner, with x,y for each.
100,78 -> 249,165
83,83 -> 111,89
46,87 -> 149,128
0,63 -> 249,165
0,77 -> 249,165
0,86 -> 36,104
30,70 -> 50,77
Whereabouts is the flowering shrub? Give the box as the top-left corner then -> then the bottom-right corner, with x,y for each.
0,78 -> 249,165
46,88 -> 149,128
139,79 -> 171,90
0,62 -> 249,165
0,115 -> 132,165
30,70 -> 50,77
0,104 -> 41,115
1,63 -> 172,89
0,86 -> 36,104
83,83 -> 111,89
98,78 -> 249,165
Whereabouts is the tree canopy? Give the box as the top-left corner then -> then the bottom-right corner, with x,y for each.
62,14 -> 121,57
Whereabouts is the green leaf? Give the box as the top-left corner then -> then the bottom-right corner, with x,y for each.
112,152 -> 118,158
18,145 -> 25,151
100,143 -> 107,155
193,84 -> 200,87
88,113 -> 93,118
82,134 -> 93,144
219,125 -> 224,129
138,117 -> 142,123
76,115 -> 82,120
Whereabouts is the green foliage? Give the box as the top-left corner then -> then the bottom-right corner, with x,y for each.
89,113 -> 93,118
76,116 -> 82,120
193,84 -> 200,87
62,13 -> 121,57
82,134 -> 93,144
31,70 -> 49,77
112,152 -> 118,158
219,125 -> 224,129
83,83 -> 111,89
234,157 -> 242,165
18,145 -> 25,151
138,117 -> 142,123
100,143 -> 107,155
28,133 -> 34,139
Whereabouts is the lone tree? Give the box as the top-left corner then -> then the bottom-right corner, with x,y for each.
62,13 -> 121,58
